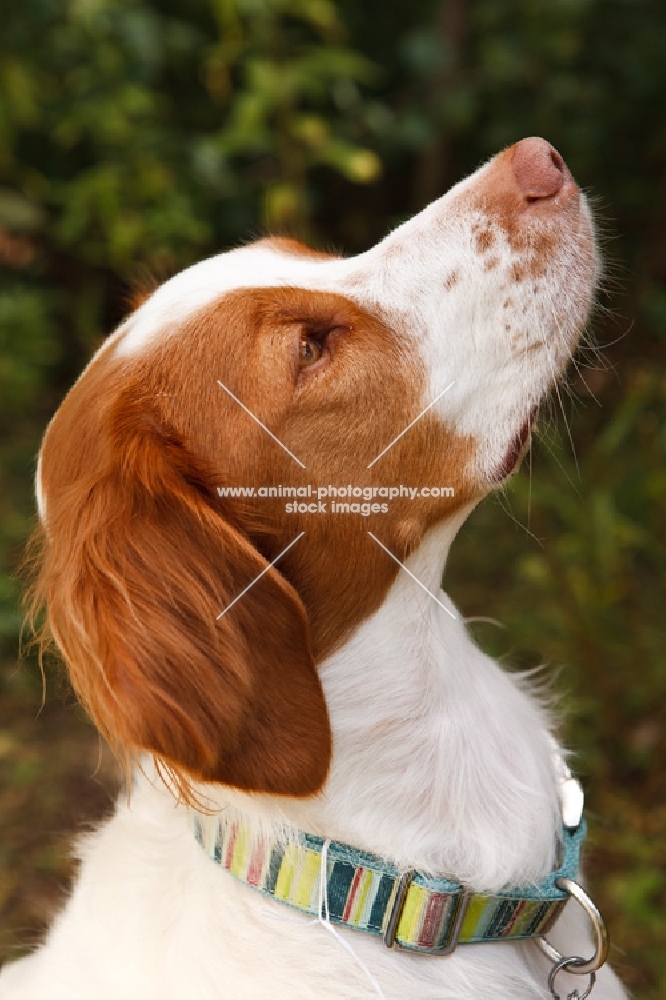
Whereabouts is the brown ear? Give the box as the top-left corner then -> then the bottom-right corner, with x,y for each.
32,397 -> 331,797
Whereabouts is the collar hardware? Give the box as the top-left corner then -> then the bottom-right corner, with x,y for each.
537,877 -> 609,975
383,869 -> 413,949
384,870 -> 472,956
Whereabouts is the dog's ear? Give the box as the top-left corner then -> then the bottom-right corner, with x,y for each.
31,396 -> 331,797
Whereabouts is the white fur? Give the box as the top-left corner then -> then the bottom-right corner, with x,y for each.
34,452 -> 45,521
1,145 -> 626,999
0,525 -> 627,998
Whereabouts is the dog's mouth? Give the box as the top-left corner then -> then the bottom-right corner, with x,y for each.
494,405 -> 539,482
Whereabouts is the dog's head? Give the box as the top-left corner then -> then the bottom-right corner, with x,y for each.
31,138 -> 597,799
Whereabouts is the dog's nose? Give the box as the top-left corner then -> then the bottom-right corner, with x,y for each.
511,137 -> 571,200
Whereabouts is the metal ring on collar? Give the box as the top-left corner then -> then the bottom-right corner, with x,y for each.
537,877 -> 609,976
547,957 -> 597,1000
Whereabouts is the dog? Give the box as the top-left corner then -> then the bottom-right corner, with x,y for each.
0,137 -> 628,999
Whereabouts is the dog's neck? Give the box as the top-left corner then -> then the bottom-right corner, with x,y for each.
195,517 -> 562,894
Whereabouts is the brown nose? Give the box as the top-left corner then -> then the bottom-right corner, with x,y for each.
512,137 -> 570,200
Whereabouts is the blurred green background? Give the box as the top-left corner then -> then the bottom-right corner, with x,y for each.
0,0 -> 664,993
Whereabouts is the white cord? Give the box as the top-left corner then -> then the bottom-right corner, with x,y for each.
259,840 -> 388,997
317,839 -> 387,1000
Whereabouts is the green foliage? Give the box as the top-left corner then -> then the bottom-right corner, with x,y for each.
0,0 -> 380,271
1,0 -> 665,993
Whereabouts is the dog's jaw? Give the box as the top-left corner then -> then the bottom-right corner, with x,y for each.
356,142 -> 597,487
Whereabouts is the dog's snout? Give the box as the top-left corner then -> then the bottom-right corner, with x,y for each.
511,137 -> 571,201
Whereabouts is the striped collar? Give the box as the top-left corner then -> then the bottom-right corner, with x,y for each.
189,808 -> 585,956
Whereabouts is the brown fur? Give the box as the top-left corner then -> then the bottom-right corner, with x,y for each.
29,281 -> 477,800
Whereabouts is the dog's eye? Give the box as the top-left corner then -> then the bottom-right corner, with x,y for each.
298,335 -> 324,368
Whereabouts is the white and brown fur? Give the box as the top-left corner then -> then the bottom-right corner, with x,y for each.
1,138 -> 627,999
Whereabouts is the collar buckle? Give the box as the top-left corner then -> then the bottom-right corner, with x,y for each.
384,870 -> 471,956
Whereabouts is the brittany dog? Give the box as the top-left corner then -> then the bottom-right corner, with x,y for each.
0,137 -> 628,999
